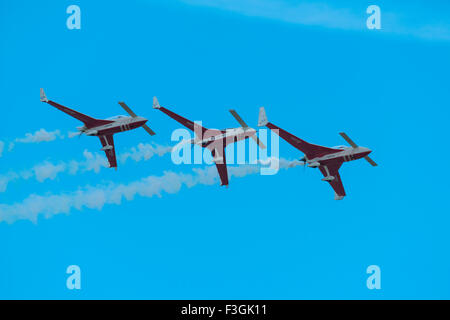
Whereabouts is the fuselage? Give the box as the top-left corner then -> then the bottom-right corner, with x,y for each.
306,146 -> 372,167
194,127 -> 256,147
82,116 -> 148,136
172,127 -> 257,153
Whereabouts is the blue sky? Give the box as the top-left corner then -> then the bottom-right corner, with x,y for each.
1,0 -> 450,299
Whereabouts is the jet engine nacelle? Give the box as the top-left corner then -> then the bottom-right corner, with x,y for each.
308,161 -> 320,168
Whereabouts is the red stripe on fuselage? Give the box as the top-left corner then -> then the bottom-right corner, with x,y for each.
93,119 -> 147,136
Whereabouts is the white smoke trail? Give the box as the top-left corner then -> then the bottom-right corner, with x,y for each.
0,158 -> 301,223
3,128 -> 95,155
15,128 -> 63,143
0,143 -> 172,192
119,143 -> 172,164
2,128 -> 65,154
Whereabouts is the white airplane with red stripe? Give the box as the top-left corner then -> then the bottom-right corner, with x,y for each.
40,88 -> 155,169
153,97 -> 266,186
258,107 -> 377,200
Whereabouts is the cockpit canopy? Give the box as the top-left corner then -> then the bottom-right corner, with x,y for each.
333,145 -> 348,149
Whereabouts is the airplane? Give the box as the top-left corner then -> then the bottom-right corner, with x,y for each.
152,97 -> 266,186
258,107 -> 377,200
40,88 -> 155,169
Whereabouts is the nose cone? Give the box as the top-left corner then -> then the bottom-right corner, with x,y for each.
139,117 -> 148,125
133,117 -> 147,128
247,127 -> 256,135
361,147 -> 372,157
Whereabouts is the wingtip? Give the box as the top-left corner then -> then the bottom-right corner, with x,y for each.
334,193 -> 345,200
40,88 -> 48,102
258,106 -> 268,127
152,96 -> 161,109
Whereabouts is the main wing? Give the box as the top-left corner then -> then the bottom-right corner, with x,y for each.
99,135 -> 117,168
266,122 -> 340,159
41,89 -> 112,128
209,145 -> 229,186
156,106 -> 209,134
318,161 -> 346,200
153,98 -> 223,139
